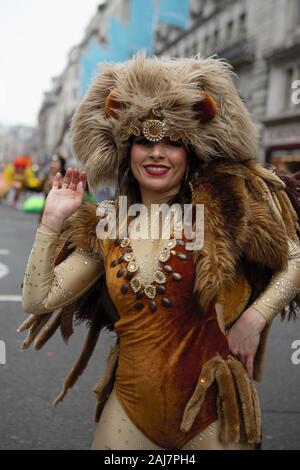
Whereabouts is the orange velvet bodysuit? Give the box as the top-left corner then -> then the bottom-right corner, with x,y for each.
104,237 -> 229,449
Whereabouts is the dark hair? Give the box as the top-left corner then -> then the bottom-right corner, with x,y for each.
58,155 -> 66,177
51,154 -> 66,177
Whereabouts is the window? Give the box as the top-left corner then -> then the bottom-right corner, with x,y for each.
193,41 -> 199,55
285,68 -> 294,109
213,29 -> 219,48
296,0 -> 300,26
226,20 -> 233,43
239,12 -> 246,36
203,35 -> 210,53
287,0 -> 300,31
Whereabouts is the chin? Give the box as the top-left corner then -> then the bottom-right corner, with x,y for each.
140,178 -> 170,190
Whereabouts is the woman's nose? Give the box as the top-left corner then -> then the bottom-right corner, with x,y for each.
150,141 -> 165,158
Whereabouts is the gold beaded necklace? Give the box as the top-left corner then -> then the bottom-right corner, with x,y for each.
120,237 -> 177,300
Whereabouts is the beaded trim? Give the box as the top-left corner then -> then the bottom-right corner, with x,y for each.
120,237 -> 177,300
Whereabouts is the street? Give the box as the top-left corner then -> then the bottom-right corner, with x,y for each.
0,206 -> 299,450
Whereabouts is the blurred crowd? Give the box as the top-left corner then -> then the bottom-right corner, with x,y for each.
0,154 -> 114,215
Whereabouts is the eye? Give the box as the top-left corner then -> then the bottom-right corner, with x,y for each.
167,139 -> 185,148
134,137 -> 152,146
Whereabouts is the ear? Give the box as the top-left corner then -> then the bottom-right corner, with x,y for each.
193,91 -> 217,123
104,89 -> 123,118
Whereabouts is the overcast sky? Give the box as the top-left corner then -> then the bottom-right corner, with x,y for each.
0,0 -> 102,127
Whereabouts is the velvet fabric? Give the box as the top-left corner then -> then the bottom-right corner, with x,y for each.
104,237 -> 230,449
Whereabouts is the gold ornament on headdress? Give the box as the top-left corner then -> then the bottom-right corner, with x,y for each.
105,88 -> 217,144
143,119 -> 166,142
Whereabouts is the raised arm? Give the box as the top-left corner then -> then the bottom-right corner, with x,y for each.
22,168 -> 104,315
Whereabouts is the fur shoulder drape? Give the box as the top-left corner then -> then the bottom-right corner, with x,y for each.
191,161 -> 291,311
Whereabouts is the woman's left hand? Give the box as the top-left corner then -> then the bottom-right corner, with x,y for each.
226,307 -> 267,380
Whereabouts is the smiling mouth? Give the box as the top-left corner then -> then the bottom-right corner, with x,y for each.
143,165 -> 171,176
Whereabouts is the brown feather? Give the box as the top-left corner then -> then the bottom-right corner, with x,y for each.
53,325 -> 100,406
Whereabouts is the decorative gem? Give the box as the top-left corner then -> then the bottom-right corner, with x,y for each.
130,277 -> 142,293
163,265 -> 173,274
117,268 -> 125,278
156,285 -> 166,294
167,239 -> 177,249
162,298 -> 172,308
134,303 -> 144,311
172,273 -> 182,282
149,301 -> 157,312
126,272 -> 135,281
121,284 -> 129,294
143,119 -> 166,142
124,253 -> 135,262
128,260 -> 139,273
153,270 -> 166,284
118,236 -> 178,305
144,285 -> 157,299
159,247 -> 171,263
118,126 -> 141,144
176,253 -> 187,261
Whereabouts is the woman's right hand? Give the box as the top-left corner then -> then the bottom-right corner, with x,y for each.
41,168 -> 87,233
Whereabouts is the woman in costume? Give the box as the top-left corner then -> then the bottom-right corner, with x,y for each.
20,54 -> 300,450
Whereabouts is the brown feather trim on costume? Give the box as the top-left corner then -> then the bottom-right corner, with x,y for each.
180,355 -> 221,432
278,171 -> 300,239
18,314 -> 40,333
93,341 -> 120,423
180,354 -> 261,445
215,358 -> 241,443
53,325 -> 101,406
21,313 -> 52,350
61,201 -> 103,256
180,354 -> 261,444
227,357 -> 257,444
33,308 -> 65,351
250,381 -> 262,444
59,303 -> 75,343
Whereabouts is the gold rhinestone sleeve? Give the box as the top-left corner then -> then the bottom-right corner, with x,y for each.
22,228 -> 104,314
251,238 -> 300,324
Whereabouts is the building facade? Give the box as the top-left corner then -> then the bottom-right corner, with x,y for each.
36,0 -> 300,170
155,0 -> 300,168
0,124 -> 37,163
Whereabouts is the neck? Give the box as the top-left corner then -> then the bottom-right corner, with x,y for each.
137,185 -> 181,240
140,185 -> 180,211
